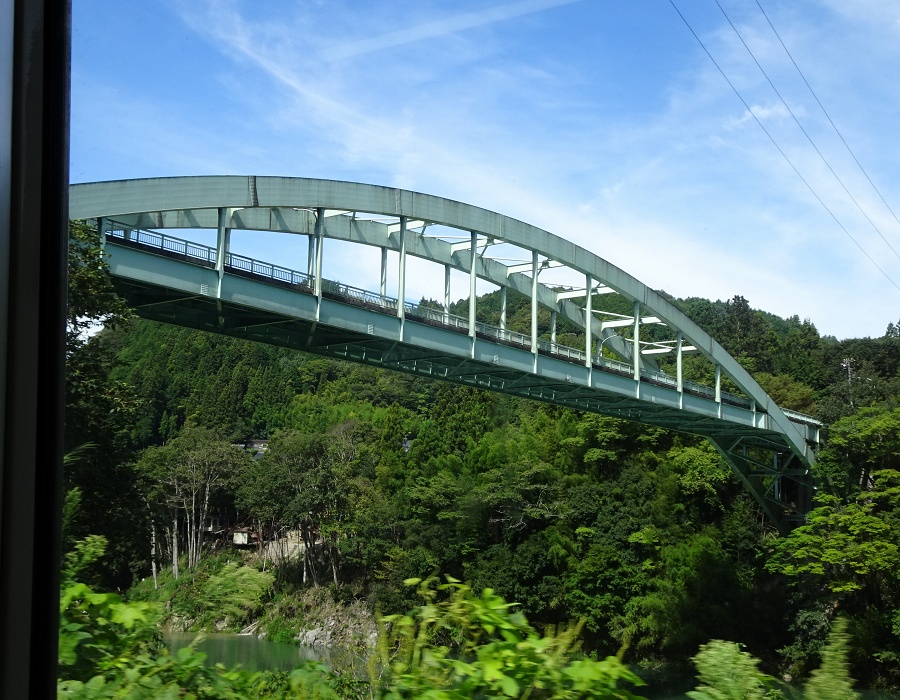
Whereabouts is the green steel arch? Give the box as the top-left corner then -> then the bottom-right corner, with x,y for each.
70,176 -> 821,531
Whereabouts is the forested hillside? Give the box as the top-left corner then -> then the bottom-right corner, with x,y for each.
64,223 -> 900,687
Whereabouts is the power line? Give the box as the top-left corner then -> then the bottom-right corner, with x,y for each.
713,0 -> 900,264
754,0 -> 900,235
665,0 -> 900,295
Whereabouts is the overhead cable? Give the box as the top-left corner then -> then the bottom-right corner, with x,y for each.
754,0 -> 900,236
714,0 -> 900,264
666,0 -> 900,294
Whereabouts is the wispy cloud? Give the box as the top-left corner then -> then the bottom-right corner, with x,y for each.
172,1 -> 573,208
322,0 -> 581,61
71,0 -> 900,337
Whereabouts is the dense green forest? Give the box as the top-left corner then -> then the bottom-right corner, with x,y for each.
64,222 -> 900,694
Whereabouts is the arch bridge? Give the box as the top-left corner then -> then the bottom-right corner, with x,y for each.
70,176 -> 821,531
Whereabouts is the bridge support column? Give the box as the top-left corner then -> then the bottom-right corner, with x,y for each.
676,331 -> 684,409
531,250 -> 539,355
584,275 -> 592,369
633,301 -> 641,389
215,208 -> 231,298
500,286 -> 507,331
398,217 -> 407,330
469,230 -> 477,347
551,310 -> 557,345
97,216 -> 106,252
444,264 -> 451,320
315,208 -> 324,319
307,233 -> 315,278
380,247 -> 387,303
715,364 -> 722,418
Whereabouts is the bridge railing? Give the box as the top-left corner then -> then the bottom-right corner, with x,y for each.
106,227 -> 217,264
324,279 -> 398,310
539,339 -> 586,363
406,305 -> 470,332
476,322 -> 531,348
782,407 -> 823,427
227,252 -> 312,288
101,225 -> 821,425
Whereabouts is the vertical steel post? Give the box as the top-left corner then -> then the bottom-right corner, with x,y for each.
676,330 -> 684,408
398,217 -> 407,320
531,250 -> 539,354
314,208 -> 324,307
551,310 -> 557,345
584,275 -> 592,368
215,207 -> 230,297
715,364 -> 722,417
500,285 -> 507,331
444,263 -> 451,318
633,300 -> 641,382
97,216 -> 105,252
468,231 -> 477,337
380,247 -> 387,303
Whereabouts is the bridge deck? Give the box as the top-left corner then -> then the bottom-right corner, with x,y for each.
105,232 -> 820,452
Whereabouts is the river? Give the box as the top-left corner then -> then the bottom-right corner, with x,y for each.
164,632 -> 364,674
164,632 -> 694,697
164,632 -> 900,699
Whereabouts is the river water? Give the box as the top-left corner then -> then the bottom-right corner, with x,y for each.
163,632 -> 362,674
164,632 -> 691,697
164,633 -> 899,699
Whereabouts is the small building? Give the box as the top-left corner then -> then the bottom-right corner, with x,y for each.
245,439 -> 269,452
232,527 -> 258,547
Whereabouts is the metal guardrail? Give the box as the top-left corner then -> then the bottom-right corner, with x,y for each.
322,279 -> 398,309
228,252 -> 312,287
107,227 -> 217,264
407,305 -> 469,331
539,339 -> 586,363
476,321 -> 530,347
102,225 -> 819,426
782,408 -> 823,426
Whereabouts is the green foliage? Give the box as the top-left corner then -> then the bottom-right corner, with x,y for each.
687,640 -> 777,700
65,222 -> 144,589
619,534 -> 742,656
688,622 -> 861,700
138,423 -> 250,571
201,561 -> 275,625
767,491 -> 900,594
62,534 -> 110,586
815,407 -> 900,497
58,582 -> 162,684
67,220 -> 133,351
74,261 -> 900,687
668,443 -> 731,508
129,551 -> 276,633
754,372 -> 817,414
373,577 -> 646,699
57,645 -> 347,699
59,537 -> 162,683
804,618 -> 859,700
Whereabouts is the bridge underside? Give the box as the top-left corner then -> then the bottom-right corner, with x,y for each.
110,242 -> 814,528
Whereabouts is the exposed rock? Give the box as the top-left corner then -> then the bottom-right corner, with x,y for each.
268,586 -> 377,649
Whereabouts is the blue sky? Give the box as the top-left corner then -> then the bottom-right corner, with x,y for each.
71,0 -> 900,340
